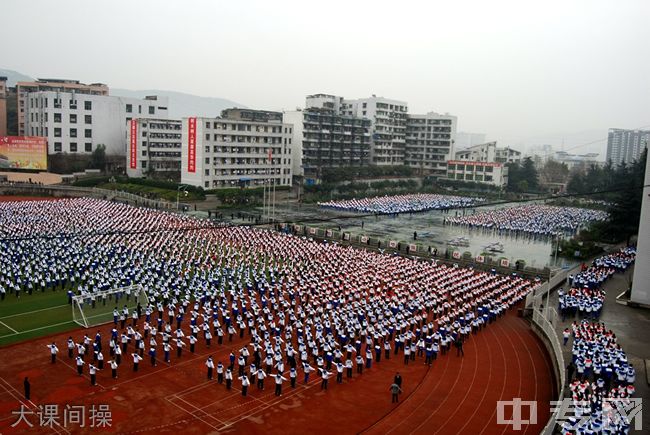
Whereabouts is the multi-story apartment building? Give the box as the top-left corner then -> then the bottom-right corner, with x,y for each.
405,112 -> 457,178
0,76 -> 7,137
126,118 -> 182,179
17,79 -> 109,136
341,96 -> 408,165
606,128 -> 650,165
446,160 -> 508,186
284,94 -> 371,180
494,146 -> 522,164
455,141 -> 521,164
181,109 -> 293,189
23,92 -> 168,156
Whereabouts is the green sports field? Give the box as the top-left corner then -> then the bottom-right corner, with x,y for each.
0,290 -> 77,347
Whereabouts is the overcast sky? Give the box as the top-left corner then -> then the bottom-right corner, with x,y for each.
2,0 -> 649,154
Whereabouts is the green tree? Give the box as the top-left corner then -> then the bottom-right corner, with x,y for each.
540,159 -> 569,184
89,144 -> 107,171
506,157 -> 538,192
606,149 -> 647,243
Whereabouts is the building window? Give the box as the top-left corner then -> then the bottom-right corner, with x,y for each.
126,104 -> 132,113
142,161 -> 147,169
205,133 -> 210,140
204,181 -> 209,188
54,113 -> 62,123
84,101 -> 92,110
69,114 -> 77,124
85,115 -> 92,124
85,129 -> 92,138
70,128 -> 77,138
54,128 -> 62,137
142,150 -> 147,156
54,142 -> 62,152
205,169 -> 210,176
85,143 -> 92,152
149,106 -> 155,115
70,142 -> 78,152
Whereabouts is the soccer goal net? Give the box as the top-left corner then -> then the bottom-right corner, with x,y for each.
71,285 -> 149,329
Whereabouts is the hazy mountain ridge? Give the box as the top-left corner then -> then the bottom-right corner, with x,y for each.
110,89 -> 246,119
0,68 -> 247,119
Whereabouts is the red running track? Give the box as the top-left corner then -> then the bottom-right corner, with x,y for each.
0,307 -> 554,434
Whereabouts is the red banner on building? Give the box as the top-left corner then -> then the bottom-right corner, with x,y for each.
188,117 -> 197,173
129,119 -> 138,169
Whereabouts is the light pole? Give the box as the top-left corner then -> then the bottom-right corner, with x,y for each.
176,184 -> 188,211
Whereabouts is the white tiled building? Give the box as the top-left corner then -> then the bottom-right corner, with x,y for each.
341,96 -> 408,165
181,109 -> 293,189
126,118 -> 182,179
446,160 -> 508,186
405,112 -> 457,178
455,141 -> 522,164
23,92 -> 168,156
284,94 -> 371,179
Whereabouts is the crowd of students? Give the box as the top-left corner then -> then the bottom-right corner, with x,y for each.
558,247 -> 638,434
443,205 -> 608,238
0,198 -> 540,398
318,193 -> 483,214
564,321 -> 636,434
559,247 -> 636,321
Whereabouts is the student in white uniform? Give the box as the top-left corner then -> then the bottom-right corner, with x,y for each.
132,353 -> 143,371
273,373 -> 287,396
89,364 -> 99,385
238,373 -> 250,396
46,343 -> 59,364
110,359 -> 119,379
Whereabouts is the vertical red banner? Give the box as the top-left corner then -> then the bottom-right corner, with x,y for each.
129,119 -> 138,169
188,117 -> 197,173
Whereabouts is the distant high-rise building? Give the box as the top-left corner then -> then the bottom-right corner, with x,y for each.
606,128 -> 650,165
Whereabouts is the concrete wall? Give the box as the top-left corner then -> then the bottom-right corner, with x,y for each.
631,154 -> 650,305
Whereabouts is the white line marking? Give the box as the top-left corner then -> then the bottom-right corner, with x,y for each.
0,320 -> 74,339
0,304 -> 68,319
165,396 -> 223,432
0,320 -> 18,334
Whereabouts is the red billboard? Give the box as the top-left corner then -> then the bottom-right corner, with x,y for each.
0,136 -> 48,170
129,119 -> 138,169
187,117 -> 197,173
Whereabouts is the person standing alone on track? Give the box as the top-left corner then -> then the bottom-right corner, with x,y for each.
23,377 -> 30,401
390,382 -> 403,403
